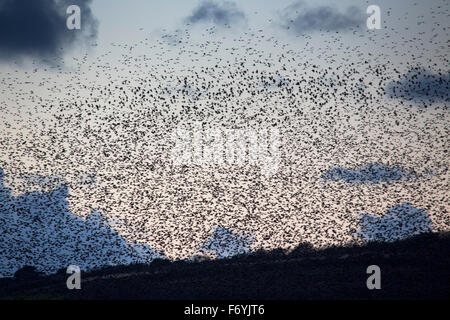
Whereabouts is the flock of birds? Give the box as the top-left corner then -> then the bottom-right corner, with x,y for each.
0,2 -> 449,277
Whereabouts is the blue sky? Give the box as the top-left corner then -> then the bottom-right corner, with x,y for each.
0,0 -> 447,76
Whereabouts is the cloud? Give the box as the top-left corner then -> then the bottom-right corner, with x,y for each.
357,203 -> 432,242
386,68 -> 450,103
199,226 -> 254,258
321,163 -> 418,184
279,1 -> 364,33
0,167 -> 163,277
0,0 -> 98,62
185,1 -> 246,26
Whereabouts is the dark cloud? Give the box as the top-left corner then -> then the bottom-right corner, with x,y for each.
0,167 -> 163,277
321,163 -> 418,184
0,0 -> 98,62
357,203 -> 432,242
185,1 -> 246,26
386,67 -> 450,103
199,226 -> 254,258
279,1 -> 364,33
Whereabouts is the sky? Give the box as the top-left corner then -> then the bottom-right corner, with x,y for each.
0,0 -> 448,276
0,0 -> 448,65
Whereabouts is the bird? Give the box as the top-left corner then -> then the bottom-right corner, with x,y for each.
0,0 -> 448,277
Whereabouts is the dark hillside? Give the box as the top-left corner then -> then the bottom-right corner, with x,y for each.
1,232 -> 448,300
